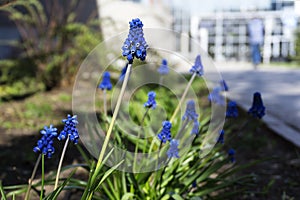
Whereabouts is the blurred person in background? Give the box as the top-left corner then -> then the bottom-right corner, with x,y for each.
248,17 -> 264,69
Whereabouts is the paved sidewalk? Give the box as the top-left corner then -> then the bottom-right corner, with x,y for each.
214,62 -> 300,148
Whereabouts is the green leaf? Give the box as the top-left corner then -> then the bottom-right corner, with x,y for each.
44,168 -> 77,200
94,159 -> 124,191
0,181 -> 7,200
160,194 -> 171,200
121,193 -> 135,200
172,193 -> 184,200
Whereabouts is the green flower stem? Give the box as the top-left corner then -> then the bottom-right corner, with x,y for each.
133,107 -> 150,172
170,73 -> 196,123
103,89 -> 107,118
54,136 -> 70,190
90,63 -> 132,194
158,157 -> 171,196
140,107 -> 150,126
175,119 -> 189,138
40,154 -> 45,200
159,76 -> 164,85
156,141 -> 163,170
25,154 -> 41,200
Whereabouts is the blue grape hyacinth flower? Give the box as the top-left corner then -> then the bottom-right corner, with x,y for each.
248,92 -> 265,119
182,100 -> 200,135
226,101 -> 238,118
167,139 -> 179,158
158,121 -> 172,143
144,91 -> 157,109
33,125 -> 58,158
58,114 -> 79,144
192,181 -> 197,188
191,121 -> 200,135
190,55 -> 204,77
228,148 -> 236,163
217,130 -> 225,144
182,100 -> 198,122
208,87 -> 225,106
157,59 -> 169,75
122,18 -> 148,63
220,79 -> 229,91
99,71 -> 112,90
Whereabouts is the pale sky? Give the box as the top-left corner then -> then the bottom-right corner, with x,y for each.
170,0 -> 271,13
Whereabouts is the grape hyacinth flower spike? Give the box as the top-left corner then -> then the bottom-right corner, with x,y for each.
133,91 -> 156,171
58,114 -> 79,144
248,92 -> 265,119
144,91 -> 157,109
55,114 -> 79,189
122,18 -> 148,64
158,121 -> 172,143
167,139 -> 180,159
33,124 -> 57,158
182,100 -> 198,122
158,59 -> 169,75
99,71 -> 112,116
99,71 -> 112,91
190,55 -> 204,77
31,125 -> 57,199
226,101 -> 238,118
90,18 -> 149,187
228,148 -> 236,163
182,100 -> 200,135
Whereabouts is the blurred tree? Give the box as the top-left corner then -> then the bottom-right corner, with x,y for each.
1,0 -> 102,92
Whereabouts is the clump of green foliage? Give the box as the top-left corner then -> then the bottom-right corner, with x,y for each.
0,0 -> 102,100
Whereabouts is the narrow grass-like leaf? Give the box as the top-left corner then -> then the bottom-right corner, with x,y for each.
0,181 -> 7,200
94,159 -> 124,191
172,193 -> 184,200
44,168 -> 77,200
121,193 -> 134,200
102,183 -> 116,200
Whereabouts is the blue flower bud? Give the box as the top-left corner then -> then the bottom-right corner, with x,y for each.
182,100 -> 198,122
248,92 -> 265,119
157,59 -> 169,75
228,148 -> 236,163
144,91 -> 157,109
226,101 -> 238,118
190,55 -> 204,77
99,71 -> 112,90
157,121 -> 172,143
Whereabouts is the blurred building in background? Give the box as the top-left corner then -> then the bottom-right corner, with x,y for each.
125,0 -> 299,63
170,0 -> 299,63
